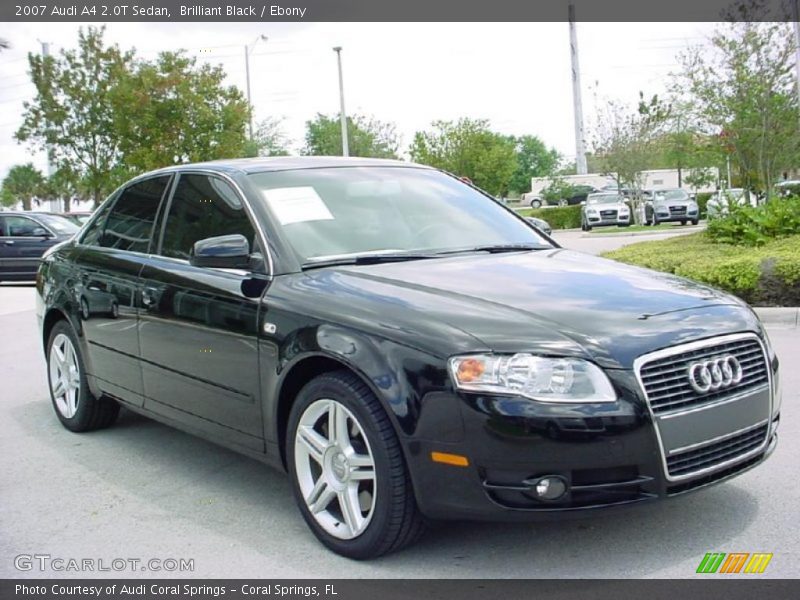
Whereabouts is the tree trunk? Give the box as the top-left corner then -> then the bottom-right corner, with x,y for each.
63,195 -> 71,213
22,197 -> 31,211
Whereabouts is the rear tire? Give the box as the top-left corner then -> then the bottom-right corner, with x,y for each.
46,320 -> 119,432
691,219 -> 699,226
287,371 -> 425,559
530,199 -> 542,209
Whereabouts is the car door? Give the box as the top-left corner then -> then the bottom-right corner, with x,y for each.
73,175 -> 172,406
0,215 -> 55,279
137,172 -> 267,452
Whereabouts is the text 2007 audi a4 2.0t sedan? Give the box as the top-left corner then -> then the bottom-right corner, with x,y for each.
36,158 -> 780,559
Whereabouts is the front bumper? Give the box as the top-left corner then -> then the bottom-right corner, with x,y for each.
586,213 -> 631,227
406,367 -> 778,522
655,207 -> 699,222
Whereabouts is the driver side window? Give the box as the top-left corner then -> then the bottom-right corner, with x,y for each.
2,216 -> 46,237
158,174 -> 260,263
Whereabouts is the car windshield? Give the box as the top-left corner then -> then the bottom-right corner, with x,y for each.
586,194 -> 624,205
36,214 -> 80,234
654,189 -> 690,202
248,167 -> 553,263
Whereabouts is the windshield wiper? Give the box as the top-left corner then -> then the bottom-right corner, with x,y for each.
437,243 -> 550,255
301,252 -> 440,270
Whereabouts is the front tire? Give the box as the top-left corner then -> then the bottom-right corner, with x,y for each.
46,320 -> 119,432
287,371 -> 424,559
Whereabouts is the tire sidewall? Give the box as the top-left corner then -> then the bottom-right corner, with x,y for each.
46,321 -> 93,432
286,374 -> 399,559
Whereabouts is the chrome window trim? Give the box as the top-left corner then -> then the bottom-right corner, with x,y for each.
73,168 -> 274,277
633,332 -> 772,483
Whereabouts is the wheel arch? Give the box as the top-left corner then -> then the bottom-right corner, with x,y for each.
270,330 -> 438,471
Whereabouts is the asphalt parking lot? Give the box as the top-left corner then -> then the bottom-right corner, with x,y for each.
1,237 -> 797,577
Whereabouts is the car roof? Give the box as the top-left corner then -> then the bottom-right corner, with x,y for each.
141,156 -> 428,178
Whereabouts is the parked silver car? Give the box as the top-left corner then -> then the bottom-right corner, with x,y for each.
706,188 -> 757,219
580,193 -> 631,231
645,188 -> 699,226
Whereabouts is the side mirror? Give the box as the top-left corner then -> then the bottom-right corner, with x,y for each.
190,234 -> 251,269
580,200 -> 586,206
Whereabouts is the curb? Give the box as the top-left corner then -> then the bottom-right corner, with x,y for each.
753,307 -> 799,328
581,225 -> 705,239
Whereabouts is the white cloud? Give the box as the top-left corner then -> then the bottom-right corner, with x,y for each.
0,20 -> 716,185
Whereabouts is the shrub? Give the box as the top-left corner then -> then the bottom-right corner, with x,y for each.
706,197 -> 800,246
695,192 -> 713,219
540,179 -> 577,205
603,232 -> 800,306
519,205 -> 582,230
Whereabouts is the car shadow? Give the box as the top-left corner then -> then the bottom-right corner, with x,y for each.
13,401 -> 762,578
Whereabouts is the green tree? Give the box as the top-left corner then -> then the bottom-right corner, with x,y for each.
674,19 -> 800,198
0,163 -> 45,210
15,26 -> 132,207
303,113 -> 399,158
409,118 -> 517,196
42,167 -> 82,213
246,116 -> 290,157
112,51 -> 251,174
507,135 -> 560,196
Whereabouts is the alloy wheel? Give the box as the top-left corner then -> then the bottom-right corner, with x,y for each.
49,333 -> 81,418
294,398 -> 377,540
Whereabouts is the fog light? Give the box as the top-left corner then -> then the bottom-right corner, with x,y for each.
530,476 -> 568,501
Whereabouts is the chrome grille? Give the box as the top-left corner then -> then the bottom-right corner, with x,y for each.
669,205 -> 687,214
640,338 -> 768,415
600,209 -> 617,218
666,423 -> 768,477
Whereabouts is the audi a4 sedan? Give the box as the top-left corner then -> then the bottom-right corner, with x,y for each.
36,158 -> 780,559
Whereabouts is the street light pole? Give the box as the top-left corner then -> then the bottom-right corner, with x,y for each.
244,35 -> 268,140
333,46 -> 349,157
792,0 -> 800,118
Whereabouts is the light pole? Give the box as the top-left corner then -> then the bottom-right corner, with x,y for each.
792,0 -> 800,117
244,34 -> 268,140
333,46 -> 349,157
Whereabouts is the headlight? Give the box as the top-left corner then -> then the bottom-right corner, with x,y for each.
586,208 -> 597,215
448,354 -> 617,403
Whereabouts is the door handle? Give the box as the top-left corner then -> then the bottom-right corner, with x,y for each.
141,287 -> 158,307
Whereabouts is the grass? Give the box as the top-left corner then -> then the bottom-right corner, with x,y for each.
589,223 -> 699,234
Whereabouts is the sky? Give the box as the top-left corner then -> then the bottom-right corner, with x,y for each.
0,21 -> 717,183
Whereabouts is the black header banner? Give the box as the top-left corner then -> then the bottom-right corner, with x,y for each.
2,579 -> 800,600
0,0 -> 796,22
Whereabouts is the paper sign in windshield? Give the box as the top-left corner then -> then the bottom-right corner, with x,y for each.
263,187 -> 334,225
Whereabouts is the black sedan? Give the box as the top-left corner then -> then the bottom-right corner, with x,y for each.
36,158 -> 780,559
0,212 -> 79,282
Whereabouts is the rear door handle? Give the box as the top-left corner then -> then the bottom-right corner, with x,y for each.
141,287 -> 157,307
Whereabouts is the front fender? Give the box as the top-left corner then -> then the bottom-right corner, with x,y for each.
263,322 -> 457,444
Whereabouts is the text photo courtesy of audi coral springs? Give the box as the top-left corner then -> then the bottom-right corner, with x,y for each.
37,158 -> 781,559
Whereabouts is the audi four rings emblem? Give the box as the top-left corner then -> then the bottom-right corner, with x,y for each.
687,355 -> 743,394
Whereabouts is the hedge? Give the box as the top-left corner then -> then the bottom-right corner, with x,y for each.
602,232 -> 800,306
696,192 -> 713,219
518,205 -> 582,230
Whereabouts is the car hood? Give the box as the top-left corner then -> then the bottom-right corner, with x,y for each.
296,249 -> 761,369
